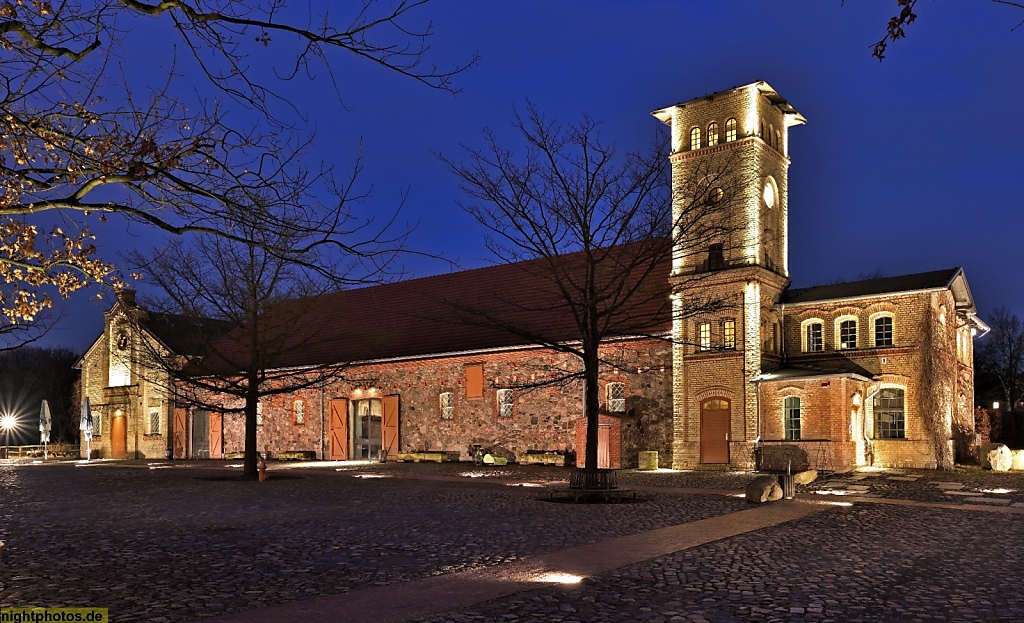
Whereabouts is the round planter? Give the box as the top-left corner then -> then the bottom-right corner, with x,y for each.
569,467 -> 618,490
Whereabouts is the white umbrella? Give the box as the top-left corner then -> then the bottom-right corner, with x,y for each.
79,396 -> 93,461
39,400 -> 51,460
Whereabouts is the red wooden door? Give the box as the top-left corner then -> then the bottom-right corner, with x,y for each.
329,399 -> 348,460
382,395 -> 399,460
110,412 -> 127,459
597,424 -> 611,469
173,407 -> 187,459
209,413 -> 223,459
700,399 -> 731,464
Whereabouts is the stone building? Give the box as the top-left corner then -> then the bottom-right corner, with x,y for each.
653,81 -> 986,471
76,290 -> 232,459
81,80 -> 986,471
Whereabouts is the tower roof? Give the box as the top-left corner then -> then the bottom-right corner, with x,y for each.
651,80 -> 806,126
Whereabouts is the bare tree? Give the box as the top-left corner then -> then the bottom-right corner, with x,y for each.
976,306 -> 1024,441
129,216 -> 356,477
0,1 -> 473,330
440,105 -> 740,472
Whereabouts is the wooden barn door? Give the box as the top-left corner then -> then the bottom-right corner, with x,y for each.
173,408 -> 187,459
329,399 -> 349,460
597,423 -> 611,469
700,399 -> 731,464
382,395 -> 399,461
110,412 -> 127,459
209,413 -> 223,459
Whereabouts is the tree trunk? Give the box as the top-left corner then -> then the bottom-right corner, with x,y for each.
583,344 -> 600,471
243,382 -> 259,479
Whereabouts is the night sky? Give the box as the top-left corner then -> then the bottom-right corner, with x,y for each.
40,1 -> 1024,354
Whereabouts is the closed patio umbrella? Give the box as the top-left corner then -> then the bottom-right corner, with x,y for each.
80,396 -> 93,461
39,400 -> 51,460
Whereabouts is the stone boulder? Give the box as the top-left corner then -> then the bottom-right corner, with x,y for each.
981,443 -> 1013,472
1013,449 -> 1024,471
745,475 -> 783,503
794,469 -> 818,485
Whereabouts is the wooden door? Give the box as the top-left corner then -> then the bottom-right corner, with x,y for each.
382,395 -> 399,461
209,412 -> 223,459
597,423 -> 611,469
173,408 -> 187,459
110,412 -> 127,459
192,410 -> 210,459
329,399 -> 348,460
700,399 -> 731,464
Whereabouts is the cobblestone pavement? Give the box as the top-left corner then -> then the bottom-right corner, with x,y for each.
3,460 -> 1024,623
0,460 -> 746,623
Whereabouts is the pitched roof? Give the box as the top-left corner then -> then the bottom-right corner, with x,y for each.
197,242 -> 673,373
781,268 -> 962,305
140,313 -> 234,357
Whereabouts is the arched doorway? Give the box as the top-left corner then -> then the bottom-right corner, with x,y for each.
700,398 -> 731,464
110,409 -> 127,459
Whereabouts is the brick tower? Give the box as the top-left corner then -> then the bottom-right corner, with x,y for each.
652,81 -> 805,469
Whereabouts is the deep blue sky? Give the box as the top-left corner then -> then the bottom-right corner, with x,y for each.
43,1 -> 1024,353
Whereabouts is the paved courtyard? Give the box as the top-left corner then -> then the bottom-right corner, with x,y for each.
1,460 -> 1023,622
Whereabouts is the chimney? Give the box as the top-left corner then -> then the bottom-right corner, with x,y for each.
117,289 -> 137,306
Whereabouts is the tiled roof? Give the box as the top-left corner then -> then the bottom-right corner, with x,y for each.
781,268 -> 961,305
141,313 -> 234,357
197,243 -> 672,374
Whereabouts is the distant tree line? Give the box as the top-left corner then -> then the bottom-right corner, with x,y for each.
0,347 -> 79,446
975,306 -> 1024,447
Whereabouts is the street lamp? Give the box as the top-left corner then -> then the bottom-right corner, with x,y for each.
0,414 -> 15,459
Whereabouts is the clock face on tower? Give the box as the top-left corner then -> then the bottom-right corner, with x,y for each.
763,181 -> 776,209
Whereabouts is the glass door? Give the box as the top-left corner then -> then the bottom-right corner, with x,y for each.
351,398 -> 382,460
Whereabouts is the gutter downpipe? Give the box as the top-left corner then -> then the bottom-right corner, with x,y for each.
320,382 -> 326,460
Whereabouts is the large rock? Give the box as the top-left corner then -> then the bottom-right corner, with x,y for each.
745,475 -> 783,503
1013,449 -> 1024,471
794,469 -> 818,485
981,443 -> 1013,472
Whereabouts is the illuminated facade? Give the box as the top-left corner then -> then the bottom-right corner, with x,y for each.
82,81 -> 986,471
654,81 -> 986,471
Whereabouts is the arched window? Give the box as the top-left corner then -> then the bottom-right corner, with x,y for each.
873,314 -> 894,347
725,118 -> 737,142
769,123 -> 775,147
707,122 -> 719,147
776,129 -> 782,151
802,320 -> 824,352
689,127 -> 701,151
784,397 -> 801,440
837,317 -> 858,350
874,388 -> 905,439
760,120 -> 766,141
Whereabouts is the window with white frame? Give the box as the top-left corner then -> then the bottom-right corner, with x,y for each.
725,118 -> 737,142
707,122 -> 719,147
606,382 -> 626,413
148,408 -> 160,435
722,319 -> 736,350
838,319 -> 857,350
874,388 -> 905,439
698,322 -> 712,351
874,315 -> 894,347
784,396 -> 801,440
439,392 -> 455,420
689,127 -> 701,151
496,389 -> 514,418
256,402 -> 264,426
806,322 -> 823,352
